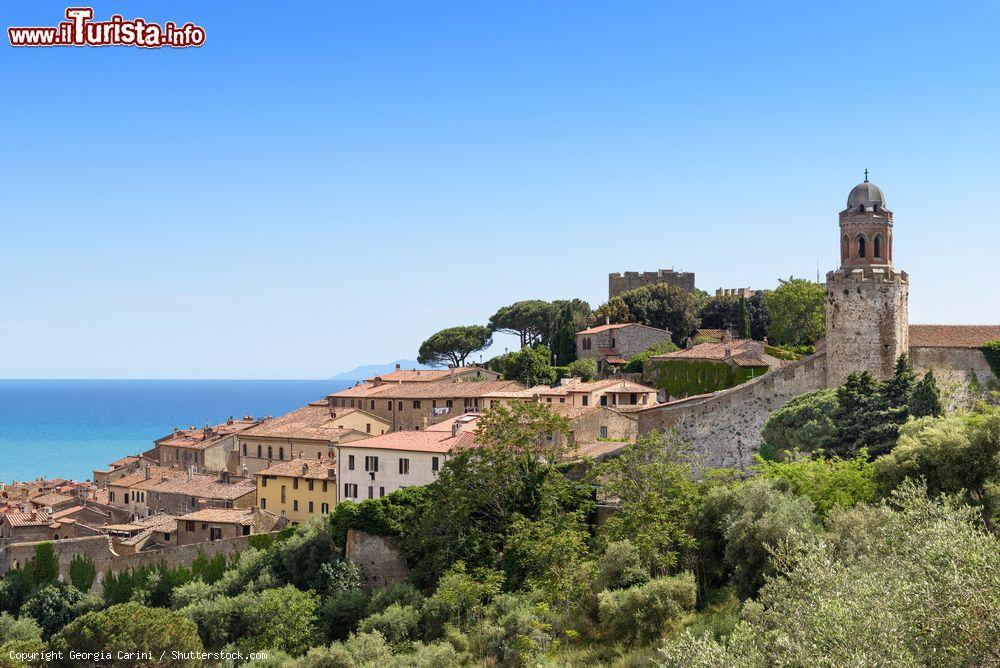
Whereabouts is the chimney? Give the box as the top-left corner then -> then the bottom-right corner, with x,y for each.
144,464 -> 151,480
449,364 -> 456,382
395,363 -> 401,370
188,465 -> 195,481
452,421 -> 462,437
242,465 -> 249,478
301,463 -> 308,476
605,315 -> 610,325
722,329 -> 733,344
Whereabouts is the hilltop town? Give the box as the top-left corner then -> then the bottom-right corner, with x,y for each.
3,180 -> 999,664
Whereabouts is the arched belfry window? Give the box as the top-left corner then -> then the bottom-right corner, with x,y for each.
857,235 -> 867,259
873,234 -> 883,259
841,235 -> 849,261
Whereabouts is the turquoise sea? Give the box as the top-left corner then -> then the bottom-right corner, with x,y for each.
0,380 -> 354,483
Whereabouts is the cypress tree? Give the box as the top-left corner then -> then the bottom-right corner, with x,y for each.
909,371 -> 943,417
738,296 -> 751,339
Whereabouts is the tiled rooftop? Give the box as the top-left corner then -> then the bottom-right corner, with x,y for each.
178,508 -> 255,525
577,322 -> 671,336
909,325 -> 1000,349
240,404 -> 371,441
156,418 -> 259,450
330,379 -> 522,400
258,458 -> 337,480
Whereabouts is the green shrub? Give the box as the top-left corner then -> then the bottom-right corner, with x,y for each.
983,339 -> 1000,379
754,453 -> 876,518
566,357 -> 598,381
760,388 -> 838,455
319,589 -> 370,642
68,554 -> 97,592
623,340 -> 679,373
592,540 -> 649,592
357,603 -> 421,645
597,573 -> 696,643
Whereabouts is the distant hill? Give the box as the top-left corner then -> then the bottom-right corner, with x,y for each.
327,359 -> 437,381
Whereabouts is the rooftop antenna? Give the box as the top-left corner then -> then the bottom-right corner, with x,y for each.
816,261 -> 820,283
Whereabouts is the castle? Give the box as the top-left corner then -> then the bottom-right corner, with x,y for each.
639,177 -> 1000,468
609,268 -> 696,298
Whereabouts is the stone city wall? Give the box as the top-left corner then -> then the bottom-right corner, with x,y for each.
910,346 -> 998,411
345,528 -> 410,591
638,351 -> 828,469
609,269 -> 695,298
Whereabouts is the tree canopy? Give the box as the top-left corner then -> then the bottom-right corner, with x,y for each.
765,277 -> 825,346
593,284 -> 699,345
416,325 -> 493,367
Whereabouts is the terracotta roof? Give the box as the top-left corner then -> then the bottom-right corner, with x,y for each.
339,429 -> 462,454
147,475 -> 256,501
240,404 -> 373,441
909,325 -> 1000,349
178,508 -> 255,525
2,511 -> 51,527
330,380 -> 523,400
424,413 -> 481,433
534,379 -> 657,397
50,505 -> 85,519
577,322 -> 671,336
109,456 -> 139,468
695,328 -> 726,341
369,366 -> 495,383
654,339 -> 771,366
548,404 -> 603,419
603,355 -> 628,365
156,418 -> 259,450
29,492 -> 76,508
135,513 -> 179,533
258,458 -> 337,480
111,467 -> 186,490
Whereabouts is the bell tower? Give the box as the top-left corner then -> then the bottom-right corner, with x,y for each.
825,174 -> 909,387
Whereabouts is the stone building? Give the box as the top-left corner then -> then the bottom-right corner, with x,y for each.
368,365 -> 500,384
644,335 -> 783,401
576,322 -> 673,374
236,402 -> 390,476
176,508 -> 281,546
638,178 -> 1000,468
256,459 -> 338,523
825,177 -> 909,386
609,269 -> 695,298
153,417 -> 260,474
328,379 -> 523,431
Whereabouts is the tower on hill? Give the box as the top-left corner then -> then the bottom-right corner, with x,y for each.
825,174 -> 909,387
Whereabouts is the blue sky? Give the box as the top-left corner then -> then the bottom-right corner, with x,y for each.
2,1 -> 998,379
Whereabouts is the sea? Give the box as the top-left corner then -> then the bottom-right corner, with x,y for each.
0,379 -> 355,484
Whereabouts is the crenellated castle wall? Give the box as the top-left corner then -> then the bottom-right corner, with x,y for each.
609,269 -> 695,298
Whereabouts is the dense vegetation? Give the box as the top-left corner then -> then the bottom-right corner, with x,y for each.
3,389 -> 999,665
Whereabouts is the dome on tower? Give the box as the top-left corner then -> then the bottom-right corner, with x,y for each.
847,180 -> 886,210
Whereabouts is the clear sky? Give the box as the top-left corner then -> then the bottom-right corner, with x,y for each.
2,1 -> 998,379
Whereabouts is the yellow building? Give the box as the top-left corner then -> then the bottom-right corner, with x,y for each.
256,459 -> 337,524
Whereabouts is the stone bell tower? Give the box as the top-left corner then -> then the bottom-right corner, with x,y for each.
825,173 -> 909,387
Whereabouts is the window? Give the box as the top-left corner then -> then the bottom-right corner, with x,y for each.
600,395 -> 608,406
583,337 -> 591,350
242,525 -> 250,536
413,400 -> 421,409
268,446 -> 273,459
257,445 -> 262,457
279,447 -> 284,460
348,455 -> 355,470
261,498 -> 267,509
432,456 -> 439,472
582,395 -> 589,406
559,397 -> 565,403
368,486 -> 374,499
344,483 -> 358,499
322,481 -> 328,493
210,527 -> 222,541
321,503 -> 329,514
366,423 -> 371,434
364,455 -> 379,472
185,521 -> 195,532
109,491 -> 115,502
445,400 -> 453,408
370,400 -> 375,410
281,485 -> 286,503
308,501 -> 314,513
388,400 -> 393,410
308,480 -> 314,491
546,397 -> 552,403
857,235 -> 867,258
874,234 -> 883,258
293,500 -> 299,511
379,487 -> 385,497
261,477 -> 267,487
398,401 -> 403,411
242,443 -> 247,456
630,392 -> 637,404
399,458 -> 410,475
600,426 -> 609,439
293,478 -> 299,490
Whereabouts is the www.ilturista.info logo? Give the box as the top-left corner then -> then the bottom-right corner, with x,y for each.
8,8 -> 205,48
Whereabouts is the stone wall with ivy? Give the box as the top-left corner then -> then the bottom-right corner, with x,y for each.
643,358 -> 768,400
910,346 -> 998,411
